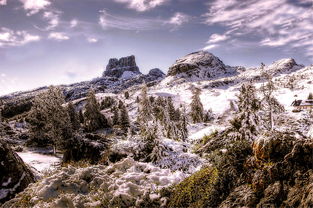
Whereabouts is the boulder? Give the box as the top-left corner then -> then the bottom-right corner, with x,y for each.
0,139 -> 35,204
103,55 -> 141,78
252,132 -> 294,162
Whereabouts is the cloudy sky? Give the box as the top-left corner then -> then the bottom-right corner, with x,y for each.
0,0 -> 312,95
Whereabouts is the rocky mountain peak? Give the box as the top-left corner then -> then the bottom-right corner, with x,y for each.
103,55 -> 141,78
148,68 -> 165,78
266,58 -> 303,75
167,51 -> 229,79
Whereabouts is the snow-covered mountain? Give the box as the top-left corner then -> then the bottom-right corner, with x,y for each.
167,51 -> 238,80
1,51 -> 313,207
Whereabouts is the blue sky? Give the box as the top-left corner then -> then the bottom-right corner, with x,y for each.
0,0 -> 312,95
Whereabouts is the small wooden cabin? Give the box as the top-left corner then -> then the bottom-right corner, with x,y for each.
291,99 -> 313,111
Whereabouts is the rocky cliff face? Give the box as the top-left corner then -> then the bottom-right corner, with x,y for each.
167,51 -> 231,79
266,58 -> 304,76
0,139 -> 35,204
103,55 -> 141,78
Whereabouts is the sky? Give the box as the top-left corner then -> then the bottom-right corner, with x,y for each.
0,0 -> 312,95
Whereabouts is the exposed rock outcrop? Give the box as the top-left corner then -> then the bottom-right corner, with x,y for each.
266,58 -> 303,76
103,55 -> 141,78
168,132 -> 313,208
167,51 -> 230,79
148,68 -> 165,78
0,139 -> 35,204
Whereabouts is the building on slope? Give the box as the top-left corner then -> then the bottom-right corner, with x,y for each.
291,99 -> 313,111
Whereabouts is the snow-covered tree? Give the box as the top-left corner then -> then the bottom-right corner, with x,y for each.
112,106 -> 119,126
138,84 -> 152,122
203,109 -> 214,122
118,100 -> 130,129
233,83 -> 261,141
84,90 -> 110,132
67,102 -> 80,131
79,109 -> 84,124
190,87 -> 204,123
261,73 -> 284,130
28,86 -> 72,154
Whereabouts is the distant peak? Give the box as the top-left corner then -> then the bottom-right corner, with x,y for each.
103,55 -> 141,78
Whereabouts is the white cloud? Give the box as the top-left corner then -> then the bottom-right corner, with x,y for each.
168,12 -> 190,26
0,0 -> 7,5
0,27 -> 40,47
48,32 -> 69,40
70,19 -> 78,28
43,11 -> 60,30
203,44 -> 217,51
207,33 -> 229,44
87,37 -> 98,43
99,10 -> 163,31
19,0 -> 51,15
204,0 -> 313,59
114,0 -> 168,12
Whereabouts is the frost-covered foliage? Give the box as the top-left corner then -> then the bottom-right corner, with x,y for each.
138,84 -> 152,122
83,90 -> 110,132
260,72 -> 285,130
190,87 -> 204,123
67,102 -> 80,131
232,83 -> 261,141
27,86 -> 72,151
4,158 -> 187,208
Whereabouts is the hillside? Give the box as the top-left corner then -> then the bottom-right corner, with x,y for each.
1,51 -> 313,207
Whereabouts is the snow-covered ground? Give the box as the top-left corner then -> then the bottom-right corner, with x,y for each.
9,158 -> 187,207
17,151 -> 61,172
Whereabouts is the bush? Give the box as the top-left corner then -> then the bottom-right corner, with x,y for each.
168,167 -> 219,208
169,139 -> 252,207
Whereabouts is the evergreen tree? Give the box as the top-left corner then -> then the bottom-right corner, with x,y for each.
118,100 -> 130,129
84,90 -> 110,132
234,83 -> 261,141
28,86 -> 72,154
124,91 -> 130,99
190,87 -> 204,123
67,102 -> 80,130
308,93 -> 313,100
138,84 -> 152,122
112,106 -> 119,126
78,109 -> 84,124
203,109 -> 214,122
261,73 -> 284,130
167,97 -> 178,121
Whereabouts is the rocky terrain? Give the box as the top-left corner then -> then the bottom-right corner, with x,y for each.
1,51 -> 313,207
0,55 -> 165,120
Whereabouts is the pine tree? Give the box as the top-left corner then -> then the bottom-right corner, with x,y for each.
167,97 -> 178,121
234,83 -> 261,141
79,109 -> 84,124
84,90 -> 110,132
112,106 -> 119,126
308,93 -> 313,100
67,102 -> 80,130
261,73 -> 284,130
118,100 -> 130,129
28,86 -> 72,154
124,91 -> 130,99
138,84 -> 152,122
190,87 -> 204,123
